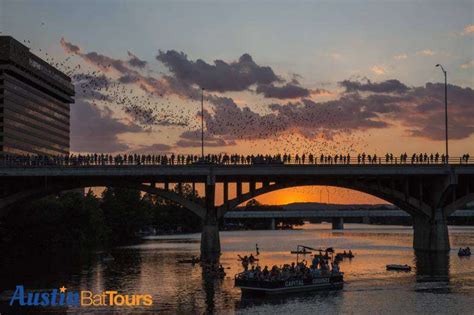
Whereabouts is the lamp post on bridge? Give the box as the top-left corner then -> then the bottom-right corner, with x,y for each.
201,87 -> 205,160
435,64 -> 448,164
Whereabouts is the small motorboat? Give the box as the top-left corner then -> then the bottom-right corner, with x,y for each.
458,247 -> 471,257
386,264 -> 411,271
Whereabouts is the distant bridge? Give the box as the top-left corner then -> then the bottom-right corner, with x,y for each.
224,209 -> 474,229
224,209 -> 474,219
0,163 -> 473,258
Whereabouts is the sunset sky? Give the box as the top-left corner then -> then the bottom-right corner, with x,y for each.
2,0 -> 473,205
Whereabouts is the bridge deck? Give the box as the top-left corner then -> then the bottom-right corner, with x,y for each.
1,164 -> 473,180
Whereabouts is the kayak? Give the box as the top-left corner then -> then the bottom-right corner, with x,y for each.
336,253 -> 354,259
386,264 -> 411,271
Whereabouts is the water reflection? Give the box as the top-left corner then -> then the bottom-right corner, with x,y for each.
236,288 -> 344,311
414,251 -> 450,283
202,270 -> 218,314
1,225 -> 474,314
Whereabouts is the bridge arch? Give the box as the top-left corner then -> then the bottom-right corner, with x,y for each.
445,193 -> 474,215
217,180 -> 432,218
0,180 -> 206,219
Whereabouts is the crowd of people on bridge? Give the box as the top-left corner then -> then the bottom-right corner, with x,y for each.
237,252 -> 340,282
0,152 -> 470,167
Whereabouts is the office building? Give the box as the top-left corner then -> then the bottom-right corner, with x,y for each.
0,36 -> 74,155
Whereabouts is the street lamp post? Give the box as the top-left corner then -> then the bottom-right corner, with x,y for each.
201,87 -> 205,160
436,64 -> 448,163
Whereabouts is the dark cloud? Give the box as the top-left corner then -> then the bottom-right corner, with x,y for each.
175,138 -> 234,148
60,39 -> 474,145
72,73 -> 110,90
256,83 -> 310,99
127,51 -> 147,68
72,73 -> 111,101
61,39 -> 185,98
175,130 -> 236,148
82,51 -> 132,73
200,82 -> 474,143
60,38 -> 80,54
71,99 -> 143,153
118,74 -> 140,84
156,50 -> 281,92
400,83 -> 474,140
340,79 -> 409,94
131,143 -> 172,153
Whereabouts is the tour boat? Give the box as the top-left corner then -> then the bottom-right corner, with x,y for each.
386,264 -> 411,271
235,273 -> 344,295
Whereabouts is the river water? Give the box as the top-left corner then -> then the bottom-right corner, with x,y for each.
1,223 -> 474,314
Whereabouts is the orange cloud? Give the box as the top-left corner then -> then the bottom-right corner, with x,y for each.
370,65 -> 386,75
461,24 -> 474,35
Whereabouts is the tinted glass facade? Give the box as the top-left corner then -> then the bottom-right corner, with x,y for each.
0,36 -> 74,155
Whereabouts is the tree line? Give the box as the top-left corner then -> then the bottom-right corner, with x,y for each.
0,184 -> 203,253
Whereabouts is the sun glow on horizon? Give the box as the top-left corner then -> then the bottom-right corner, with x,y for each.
246,186 -> 389,206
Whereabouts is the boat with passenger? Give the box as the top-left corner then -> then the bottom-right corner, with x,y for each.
290,245 -> 313,255
458,247 -> 471,257
335,250 -> 354,261
235,247 -> 344,295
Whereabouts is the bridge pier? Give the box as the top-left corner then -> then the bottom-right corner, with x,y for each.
332,217 -> 344,230
413,209 -> 450,252
200,179 -> 220,262
270,218 -> 276,230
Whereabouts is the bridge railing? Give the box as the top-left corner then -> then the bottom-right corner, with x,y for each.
0,155 -> 471,168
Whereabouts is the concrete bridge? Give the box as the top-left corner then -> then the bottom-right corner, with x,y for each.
224,209 -> 474,230
0,163 -> 474,260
